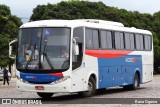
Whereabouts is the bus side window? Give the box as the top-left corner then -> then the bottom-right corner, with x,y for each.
115,32 -> 124,50
135,34 -> 144,50
72,27 -> 84,70
144,35 -> 151,51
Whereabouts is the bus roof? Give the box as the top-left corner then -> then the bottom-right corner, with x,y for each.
20,19 -> 152,35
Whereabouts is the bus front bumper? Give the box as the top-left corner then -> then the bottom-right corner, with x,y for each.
16,78 -> 71,93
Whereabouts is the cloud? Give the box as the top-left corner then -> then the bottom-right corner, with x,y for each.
0,0 -> 60,18
99,0 -> 160,14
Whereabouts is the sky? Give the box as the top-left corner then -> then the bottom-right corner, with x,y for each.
1,0 -> 160,23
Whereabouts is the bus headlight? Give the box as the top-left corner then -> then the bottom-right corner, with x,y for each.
52,76 -> 70,84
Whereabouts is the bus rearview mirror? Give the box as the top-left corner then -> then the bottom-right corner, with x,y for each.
9,39 -> 17,59
73,38 -> 79,55
9,46 -> 12,56
74,44 -> 79,55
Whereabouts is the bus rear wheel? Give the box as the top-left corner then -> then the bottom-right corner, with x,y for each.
78,77 -> 96,97
123,73 -> 140,90
131,73 -> 140,90
37,92 -> 54,98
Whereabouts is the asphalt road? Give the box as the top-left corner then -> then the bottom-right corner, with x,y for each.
1,74 -> 160,107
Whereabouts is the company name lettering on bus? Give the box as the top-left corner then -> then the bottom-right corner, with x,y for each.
125,57 -> 136,63
25,76 -> 37,79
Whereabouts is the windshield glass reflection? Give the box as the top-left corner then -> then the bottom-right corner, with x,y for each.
17,28 -> 70,71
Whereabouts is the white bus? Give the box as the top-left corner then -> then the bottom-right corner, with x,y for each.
9,19 -> 153,98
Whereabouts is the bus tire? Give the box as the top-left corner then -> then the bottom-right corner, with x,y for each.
37,92 -> 54,98
131,73 -> 139,90
78,77 -> 96,97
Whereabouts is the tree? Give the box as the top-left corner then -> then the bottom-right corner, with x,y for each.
30,1 -> 160,70
0,5 -> 22,67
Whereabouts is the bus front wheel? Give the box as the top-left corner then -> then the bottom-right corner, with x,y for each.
78,77 -> 96,97
37,92 -> 54,98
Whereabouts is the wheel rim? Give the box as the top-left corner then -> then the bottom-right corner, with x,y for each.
88,81 -> 93,92
134,75 -> 138,87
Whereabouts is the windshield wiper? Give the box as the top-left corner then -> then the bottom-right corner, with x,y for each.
42,43 -> 54,70
43,52 -> 54,70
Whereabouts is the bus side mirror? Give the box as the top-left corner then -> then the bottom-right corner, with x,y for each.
73,38 -> 79,56
9,46 -> 12,56
9,39 -> 17,59
74,44 -> 79,55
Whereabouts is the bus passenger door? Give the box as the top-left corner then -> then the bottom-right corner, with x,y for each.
72,27 -> 84,70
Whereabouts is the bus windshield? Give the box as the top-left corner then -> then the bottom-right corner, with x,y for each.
17,28 -> 70,72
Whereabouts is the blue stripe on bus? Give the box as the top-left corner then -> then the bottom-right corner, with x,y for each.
98,55 -> 142,88
20,72 -> 62,83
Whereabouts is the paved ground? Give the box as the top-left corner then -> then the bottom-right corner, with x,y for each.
1,74 -> 160,107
